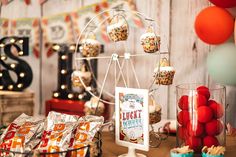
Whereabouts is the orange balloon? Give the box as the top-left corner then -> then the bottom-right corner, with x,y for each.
195,6 -> 234,45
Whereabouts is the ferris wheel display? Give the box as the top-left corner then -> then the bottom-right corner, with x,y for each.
72,8 -> 174,104
71,8 -> 175,148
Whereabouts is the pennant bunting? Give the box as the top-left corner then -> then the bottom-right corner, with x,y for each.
41,13 -> 74,57
0,0 -> 142,55
71,3 -> 106,43
10,18 -> 40,58
24,0 -> 31,5
39,0 -> 47,5
0,18 -> 9,37
19,0 -> 30,5
1,0 -> 9,5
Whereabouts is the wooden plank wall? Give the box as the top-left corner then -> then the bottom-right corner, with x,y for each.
1,0 -> 41,114
1,0 -> 235,126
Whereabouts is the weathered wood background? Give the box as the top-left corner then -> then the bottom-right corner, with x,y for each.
1,0 -> 236,126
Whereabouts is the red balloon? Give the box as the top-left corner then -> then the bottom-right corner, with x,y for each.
209,0 -> 236,8
195,6 -> 234,45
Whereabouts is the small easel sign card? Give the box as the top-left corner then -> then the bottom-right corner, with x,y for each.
115,87 -> 149,157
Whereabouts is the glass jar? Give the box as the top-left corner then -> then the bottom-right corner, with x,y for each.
176,84 -> 226,153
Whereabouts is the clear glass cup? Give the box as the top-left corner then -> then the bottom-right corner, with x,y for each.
176,84 -> 226,153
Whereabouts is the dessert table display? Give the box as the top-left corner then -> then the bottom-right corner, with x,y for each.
1,0 -> 236,156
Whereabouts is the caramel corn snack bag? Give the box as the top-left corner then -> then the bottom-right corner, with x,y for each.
70,115 -> 104,157
37,111 -> 79,156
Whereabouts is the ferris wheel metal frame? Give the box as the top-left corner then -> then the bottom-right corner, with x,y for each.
73,8 -> 168,105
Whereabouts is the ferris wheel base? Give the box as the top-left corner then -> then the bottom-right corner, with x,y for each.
118,147 -> 146,157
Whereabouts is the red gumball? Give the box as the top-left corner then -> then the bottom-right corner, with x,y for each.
177,111 -> 190,126
178,95 -> 189,110
203,136 -> 219,147
187,121 -> 205,137
195,6 -> 234,45
209,0 -> 236,8
196,94 -> 207,108
178,126 -> 187,140
186,137 -> 202,152
209,100 -> 224,118
197,86 -> 210,100
197,106 -> 213,123
205,119 -> 223,136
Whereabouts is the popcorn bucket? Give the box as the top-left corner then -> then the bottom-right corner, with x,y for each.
149,96 -> 162,124
84,97 -> 105,116
155,58 -> 175,85
170,152 -> 194,157
170,146 -> 194,157
202,152 -> 224,157
201,145 -> 225,157
107,14 -> 129,42
140,25 -> 160,53
80,32 -> 101,57
71,64 -> 92,88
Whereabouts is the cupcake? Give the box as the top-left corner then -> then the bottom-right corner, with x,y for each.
80,33 -> 101,57
107,15 -> 128,42
149,96 -> 162,124
170,146 -> 194,157
154,58 -> 175,85
202,146 -> 225,157
140,26 -> 160,53
71,64 -> 92,89
84,97 -> 105,116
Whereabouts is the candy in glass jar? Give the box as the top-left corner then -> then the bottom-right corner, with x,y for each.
176,84 -> 226,153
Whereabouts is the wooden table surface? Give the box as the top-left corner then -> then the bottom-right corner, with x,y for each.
102,132 -> 236,157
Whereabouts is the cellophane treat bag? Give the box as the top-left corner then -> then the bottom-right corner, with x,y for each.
37,111 -> 79,156
69,115 -> 104,157
0,113 -> 44,156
